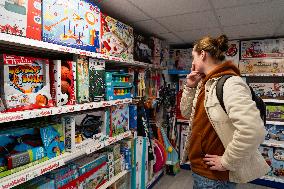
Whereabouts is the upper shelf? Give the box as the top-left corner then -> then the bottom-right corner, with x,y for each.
0,33 -> 165,70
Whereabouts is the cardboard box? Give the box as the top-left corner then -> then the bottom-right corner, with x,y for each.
42,0 -> 101,52
76,55 -> 89,103
225,40 -> 239,66
239,59 -> 284,74
0,54 -> 53,112
110,104 -> 129,137
89,58 -> 105,102
249,83 -> 284,100
266,105 -> 284,122
0,0 -> 41,40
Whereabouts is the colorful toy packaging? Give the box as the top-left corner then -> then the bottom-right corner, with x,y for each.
134,33 -> 152,63
76,55 -> 89,103
168,49 -> 192,70
241,38 -> 284,59
89,58 -> 106,102
42,0 -> 101,52
249,83 -> 284,99
109,104 -> 129,137
50,60 -> 76,106
160,41 -> 170,67
129,104 -> 138,131
225,40 -> 239,66
0,0 -> 41,40
267,105 -> 284,122
0,54 -> 53,112
239,59 -> 284,74
101,13 -> 134,60
265,124 -> 284,141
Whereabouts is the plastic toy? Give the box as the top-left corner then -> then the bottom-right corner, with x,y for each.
0,0 -> 41,40
225,40 -> 239,66
89,58 -> 106,101
239,59 -> 284,74
249,83 -> 284,99
0,54 -> 53,112
42,0 -> 101,52
50,60 -> 76,106
267,105 -> 284,122
101,13 -> 134,60
76,55 -> 89,103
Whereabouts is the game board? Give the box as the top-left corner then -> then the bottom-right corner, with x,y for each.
101,13 -> 134,60
249,83 -> 284,99
0,54 -> 53,112
0,0 -> 41,40
42,0 -> 101,52
239,59 -> 284,74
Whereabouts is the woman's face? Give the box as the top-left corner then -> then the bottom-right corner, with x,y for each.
192,48 -> 205,73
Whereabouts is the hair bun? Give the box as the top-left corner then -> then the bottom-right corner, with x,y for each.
216,35 -> 228,52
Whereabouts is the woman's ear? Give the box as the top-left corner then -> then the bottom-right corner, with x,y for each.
201,50 -> 206,61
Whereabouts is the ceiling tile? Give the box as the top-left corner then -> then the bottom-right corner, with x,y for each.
157,11 -> 219,32
158,33 -> 184,44
128,0 -> 211,18
211,0 -> 267,9
133,19 -> 169,34
217,1 -> 284,26
176,27 -> 223,43
224,22 -> 279,39
97,0 -> 150,23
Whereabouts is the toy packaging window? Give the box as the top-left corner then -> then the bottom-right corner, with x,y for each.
0,54 -> 53,112
101,13 -> 134,60
42,0 -> 101,52
0,0 -> 42,40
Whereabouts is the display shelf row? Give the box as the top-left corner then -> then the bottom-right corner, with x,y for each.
0,33 -> 165,70
242,73 -> 284,77
263,99 -> 284,104
266,121 -> 284,126
0,131 -> 132,189
259,175 -> 284,184
0,98 -> 132,124
262,140 -> 284,149
98,170 -> 129,189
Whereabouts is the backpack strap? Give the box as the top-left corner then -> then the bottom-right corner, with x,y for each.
216,75 -> 234,114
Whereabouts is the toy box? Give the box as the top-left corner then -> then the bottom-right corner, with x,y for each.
168,49 -> 192,70
14,176 -> 55,189
106,144 -> 121,161
259,146 -> 273,176
134,33 -> 152,63
271,147 -> 284,178
0,0 -> 41,40
109,104 -> 129,137
101,13 -> 134,60
239,59 -> 284,74
50,60 -> 76,106
76,55 -> 89,103
42,0 -> 101,52
114,158 -> 122,175
160,41 -> 170,67
135,137 -> 148,189
89,58 -> 105,102
265,124 -> 284,141
249,83 -> 284,99
267,105 -> 284,122
0,54 -> 53,112
150,37 -> 161,58
129,105 -> 138,131
225,40 -> 239,66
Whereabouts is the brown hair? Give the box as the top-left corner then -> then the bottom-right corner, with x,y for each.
194,35 -> 229,61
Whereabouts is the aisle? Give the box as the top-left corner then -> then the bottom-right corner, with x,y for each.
153,169 -> 273,189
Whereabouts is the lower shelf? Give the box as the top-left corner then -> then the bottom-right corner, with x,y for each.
98,170 -> 129,189
252,175 -> 284,189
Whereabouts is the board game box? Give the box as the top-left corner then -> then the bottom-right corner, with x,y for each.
89,58 -> 105,102
267,105 -> 284,122
239,59 -> 284,74
249,83 -> 284,99
76,55 -> 89,103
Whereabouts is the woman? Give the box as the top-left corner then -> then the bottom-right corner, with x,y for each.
180,35 -> 270,189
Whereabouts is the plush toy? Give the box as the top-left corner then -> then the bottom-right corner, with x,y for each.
153,139 -> 167,173
61,80 -> 71,94
61,65 -> 70,81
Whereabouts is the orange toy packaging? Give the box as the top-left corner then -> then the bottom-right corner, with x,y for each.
0,0 -> 41,40
0,54 -> 53,112
50,60 -> 76,106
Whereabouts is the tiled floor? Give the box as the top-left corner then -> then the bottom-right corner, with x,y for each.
152,169 -> 273,189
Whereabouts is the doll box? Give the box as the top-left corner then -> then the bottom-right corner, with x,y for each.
42,0 -> 101,52
0,54 -> 53,112
101,13 -> 134,60
0,0 -> 41,40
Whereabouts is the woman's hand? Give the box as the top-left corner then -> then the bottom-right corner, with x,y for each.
203,154 -> 227,171
186,71 -> 204,88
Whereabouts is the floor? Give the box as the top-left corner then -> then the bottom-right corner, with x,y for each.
153,169 -> 273,189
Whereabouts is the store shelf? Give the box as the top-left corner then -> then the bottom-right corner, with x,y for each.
263,99 -> 284,104
0,131 -> 132,189
259,175 -> 284,184
266,121 -> 284,126
242,73 -> 284,77
168,70 -> 190,75
147,169 -> 164,189
0,33 -> 165,70
177,119 -> 189,123
0,98 -> 132,123
262,140 -> 284,148
98,170 -> 129,189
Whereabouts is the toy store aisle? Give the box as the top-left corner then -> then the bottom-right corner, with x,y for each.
153,170 -> 273,189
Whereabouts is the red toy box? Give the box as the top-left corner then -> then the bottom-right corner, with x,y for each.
0,54 -> 53,112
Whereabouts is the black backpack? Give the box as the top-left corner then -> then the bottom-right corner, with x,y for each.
216,75 -> 266,124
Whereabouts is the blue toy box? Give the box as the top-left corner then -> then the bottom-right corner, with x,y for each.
129,105 -> 137,131
42,0 -> 101,52
265,124 -> 284,141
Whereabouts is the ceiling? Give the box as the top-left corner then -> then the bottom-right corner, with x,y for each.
95,0 -> 284,45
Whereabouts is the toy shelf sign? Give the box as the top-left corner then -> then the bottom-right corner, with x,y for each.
42,0 -> 101,52
241,39 -> 284,59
